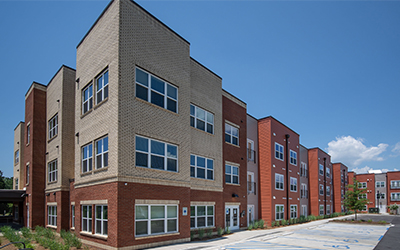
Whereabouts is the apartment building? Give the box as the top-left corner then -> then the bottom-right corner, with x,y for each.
299,145 -> 309,217
308,148 -> 333,216
246,114 -> 258,225
332,163 -> 348,213
375,172 -> 387,213
258,116 -> 300,225
352,173 -> 375,212
387,171 -> 400,214
13,122 -> 25,190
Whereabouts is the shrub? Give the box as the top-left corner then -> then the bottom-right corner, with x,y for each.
21,227 -> 33,240
207,228 -> 213,238
368,219 -> 372,223
276,220 -> 280,226
225,227 -> 231,234
259,219 -> 265,229
198,228 -> 205,240
281,220 -> 287,226
0,226 -> 30,249
248,223 -> 254,230
253,220 -> 259,229
217,227 -> 224,236
190,230 -> 195,240
271,221 -> 276,227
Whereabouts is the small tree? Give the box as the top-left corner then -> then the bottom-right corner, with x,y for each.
344,178 -> 369,220
389,204 -> 399,214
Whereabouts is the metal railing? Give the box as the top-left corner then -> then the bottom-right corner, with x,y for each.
247,181 -> 256,195
247,148 -> 256,163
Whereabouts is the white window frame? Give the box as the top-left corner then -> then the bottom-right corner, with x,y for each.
48,113 -> 58,139
82,143 -> 93,173
135,67 -> 178,113
190,205 -> 214,229
275,173 -> 284,190
391,192 -> 400,201
190,104 -> 214,134
190,154 -> 214,180
290,150 -> 297,166
95,136 -> 109,170
391,180 -> 400,189
247,171 -> 255,194
319,164 -> 324,176
95,205 -> 108,236
275,143 -> 284,161
48,159 -> 58,183
290,205 -> 297,218
319,184 -> 324,195
319,205 -> 324,215
301,205 -> 307,216
27,124 -> 30,144
82,205 -> 92,233
290,177 -> 297,192
376,181 -> 385,188
326,205 -> 331,215
225,123 -> 239,146
359,193 -> 367,199
326,186 -> 330,196
359,182 -> 367,189
225,164 -> 239,184
275,205 -> 284,220
96,69 -> 109,104
300,162 -> 307,177
48,206 -> 57,227
15,150 -> 19,164
326,167 -> 330,178
82,83 -> 93,114
135,135 -> 178,172
135,204 -> 178,236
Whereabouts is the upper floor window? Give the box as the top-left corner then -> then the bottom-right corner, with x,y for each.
225,123 -> 239,146
301,183 -> 308,198
225,164 -> 239,184
326,186 -> 331,196
359,182 -> 367,189
14,178 -> 18,190
376,181 -> 385,188
391,180 -> 400,189
82,144 -> 93,173
247,139 -> 255,162
14,150 -> 19,164
95,136 -> 109,169
48,114 -> 58,139
190,104 -> 214,134
319,184 -> 324,195
190,154 -> 214,180
326,167 -> 330,178
275,143 -> 284,161
136,136 -> 178,172
359,193 -> 367,199
290,150 -> 297,165
300,162 -> 307,177
82,83 -> 93,114
26,125 -> 30,144
48,159 -> 58,183
275,173 -> 284,190
26,164 -> 30,184
290,177 -> 297,192
391,193 -> 400,201
319,164 -> 324,176
135,68 -> 178,113
96,70 -> 109,104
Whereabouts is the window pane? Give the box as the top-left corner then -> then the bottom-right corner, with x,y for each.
136,68 -> 148,86
167,219 -> 177,232
225,134 -> 231,143
226,175 -> 231,183
151,140 -> 165,155
226,165 -> 231,174
151,155 -> 164,169
232,167 -> 238,175
207,170 -> 213,180
197,206 -> 206,216
197,168 -> 205,178
167,206 -> 177,218
197,157 -> 205,168
232,127 -> 238,137
207,113 -> 213,123
136,221 -> 148,235
151,206 -> 165,219
167,85 -> 177,99
207,206 -> 214,215
151,91 -> 164,107
207,217 -> 213,226
232,137 -> 238,145
136,206 -> 148,219
136,136 -> 148,152
196,107 -> 205,120
207,124 -> 213,134
151,220 -> 164,234
196,119 -> 205,131
190,155 -> 195,165
190,104 -> 195,116
151,76 -> 165,94
190,166 -> 195,177
96,140 -> 102,154
103,206 -> 108,219
96,221 -> 101,234
207,159 -> 213,169
103,153 -> 108,167
167,99 -> 177,113
233,176 -> 239,184
136,152 -> 148,167
136,84 -> 148,101
197,217 -> 205,227
190,116 -> 195,127
103,221 -> 108,235
190,218 -> 195,228
225,124 -> 231,134
167,159 -> 177,172
167,145 -> 177,158
190,206 -> 195,216
103,137 -> 108,151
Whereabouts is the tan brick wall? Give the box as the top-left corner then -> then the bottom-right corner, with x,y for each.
14,122 -> 25,189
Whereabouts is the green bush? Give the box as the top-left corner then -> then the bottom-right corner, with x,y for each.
21,227 -> 33,240
259,219 -> 265,229
190,230 -> 195,240
253,220 -> 259,229
207,228 -> 213,238
60,229 -> 82,248
198,228 -> 205,240
248,223 -> 254,230
276,220 -> 280,226
217,227 -> 224,236
281,220 -> 287,226
0,226 -> 30,249
271,221 -> 276,227
225,227 -> 231,234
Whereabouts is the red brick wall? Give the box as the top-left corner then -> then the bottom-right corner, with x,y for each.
332,163 -> 348,213
355,173 -> 375,210
45,191 -> 70,232
222,96 -> 247,228
258,119 -> 272,224
386,171 -> 400,210
190,190 -> 223,230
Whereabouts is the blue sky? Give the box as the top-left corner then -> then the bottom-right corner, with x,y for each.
1,0 -> 399,178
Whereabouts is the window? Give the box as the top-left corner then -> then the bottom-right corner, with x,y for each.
359,182 -> 367,189
135,204 -> 178,236
190,104 -> 214,134
391,180 -> 400,189
14,150 -> 19,164
359,193 -> 367,199
136,136 -> 178,172
26,164 -> 29,184
290,177 -> 297,192
82,144 -> 93,173
290,205 -> 297,218
48,159 -> 57,182
376,181 -> 385,188
135,68 -> 178,113
326,186 -> 330,196
82,83 -> 93,114
247,140 -> 255,162
190,155 -> 213,180
326,167 -> 330,178
190,205 -> 214,228
300,162 -> 307,177
302,205 -> 307,217
391,193 -> 400,201
319,164 -> 324,176
95,205 -> 108,236
377,192 -> 385,199
225,164 -> 239,184
275,173 -> 284,190
26,125 -> 30,144
95,136 -> 108,169
48,114 -> 58,139
361,205 -> 367,211
14,178 -> 18,190
247,172 -> 255,194
319,205 -> 324,215
275,143 -> 284,160
319,184 -> 324,195
82,205 -> 92,233
48,206 -> 57,227
326,205 -> 331,215
301,183 -> 308,198
71,205 -> 75,228
290,150 -> 297,165
225,123 -> 239,146
275,205 -> 284,220
96,70 -> 109,104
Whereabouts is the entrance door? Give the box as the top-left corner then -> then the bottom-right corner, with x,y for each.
225,205 -> 240,230
247,205 -> 254,226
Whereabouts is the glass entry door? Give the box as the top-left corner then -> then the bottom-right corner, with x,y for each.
225,205 -> 240,230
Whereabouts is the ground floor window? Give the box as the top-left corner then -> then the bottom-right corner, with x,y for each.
135,205 -> 178,236
326,205 -> 331,215
95,205 -> 108,235
190,205 -> 214,228
275,205 -> 284,220
82,205 -> 92,233
319,205 -> 324,216
301,205 -> 307,216
71,205 -> 75,228
48,206 -> 57,227
290,205 -> 297,218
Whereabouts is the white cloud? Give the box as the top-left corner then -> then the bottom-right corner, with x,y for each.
351,166 -> 372,174
327,136 -> 388,167
391,142 -> 400,156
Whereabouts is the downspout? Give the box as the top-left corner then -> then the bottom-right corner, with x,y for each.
285,134 -> 290,221
324,157 -> 327,214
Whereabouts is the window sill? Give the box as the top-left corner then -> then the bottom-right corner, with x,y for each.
48,134 -> 58,143
80,231 -> 108,240
80,171 -> 93,177
136,232 -> 180,240
225,183 -> 240,186
94,167 -> 108,173
136,165 -> 178,174
191,177 -> 214,181
190,126 -> 214,136
80,109 -> 93,119
225,141 -> 240,148
47,181 -> 57,185
47,225 -> 57,229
